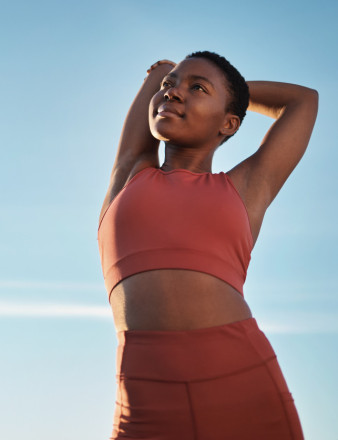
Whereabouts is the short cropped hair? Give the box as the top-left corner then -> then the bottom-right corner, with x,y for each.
185,51 -> 249,144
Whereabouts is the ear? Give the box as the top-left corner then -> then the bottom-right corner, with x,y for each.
219,114 -> 241,137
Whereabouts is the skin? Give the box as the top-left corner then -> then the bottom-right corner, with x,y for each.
149,58 -> 240,155
99,57 -> 318,331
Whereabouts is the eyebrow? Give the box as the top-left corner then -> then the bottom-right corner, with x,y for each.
165,72 -> 216,91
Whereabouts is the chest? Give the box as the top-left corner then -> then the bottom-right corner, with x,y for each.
113,174 -> 248,241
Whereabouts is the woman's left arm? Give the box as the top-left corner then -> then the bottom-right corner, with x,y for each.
228,81 -> 318,243
244,81 -> 318,205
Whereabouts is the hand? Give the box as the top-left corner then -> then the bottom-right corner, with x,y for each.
146,60 -> 176,74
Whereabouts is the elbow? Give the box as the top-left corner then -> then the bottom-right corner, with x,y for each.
310,87 -> 319,98
306,87 -> 319,104
310,88 -> 319,114
285,87 -> 319,114
302,87 -> 319,113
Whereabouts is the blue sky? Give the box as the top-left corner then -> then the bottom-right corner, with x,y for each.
1,0 -> 337,439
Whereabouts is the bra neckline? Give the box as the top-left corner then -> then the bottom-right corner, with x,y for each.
158,167 -> 222,176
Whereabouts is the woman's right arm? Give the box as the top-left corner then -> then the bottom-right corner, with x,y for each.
99,61 -> 175,223
113,61 -> 176,170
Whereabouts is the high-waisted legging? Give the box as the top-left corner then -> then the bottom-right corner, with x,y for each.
111,317 -> 304,440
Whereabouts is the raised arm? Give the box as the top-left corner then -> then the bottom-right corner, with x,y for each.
113,60 -> 176,169
99,61 -> 175,224
228,81 -> 319,243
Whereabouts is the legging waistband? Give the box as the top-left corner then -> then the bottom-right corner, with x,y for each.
115,317 -> 276,383
117,317 -> 258,344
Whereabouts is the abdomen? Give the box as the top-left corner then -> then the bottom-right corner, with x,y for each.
110,269 -> 252,332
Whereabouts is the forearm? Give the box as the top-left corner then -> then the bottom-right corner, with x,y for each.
140,62 -> 175,105
123,63 -> 174,134
247,81 -> 318,119
115,62 -> 175,165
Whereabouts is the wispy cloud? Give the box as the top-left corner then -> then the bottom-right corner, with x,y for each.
246,279 -> 338,302
258,310 -> 338,334
0,280 -> 104,291
0,301 -> 337,333
0,301 -> 111,318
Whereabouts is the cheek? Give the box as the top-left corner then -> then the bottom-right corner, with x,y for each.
192,104 -> 225,133
148,95 -> 168,140
149,96 -> 156,118
148,97 -> 158,128
149,92 -> 163,124
150,90 -> 163,111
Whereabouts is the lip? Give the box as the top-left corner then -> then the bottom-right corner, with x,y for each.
157,104 -> 183,118
157,110 -> 182,119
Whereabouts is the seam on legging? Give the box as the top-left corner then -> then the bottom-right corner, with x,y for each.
114,379 -> 123,438
117,358 -> 275,384
245,333 -> 296,440
115,346 -> 126,438
185,382 -> 199,440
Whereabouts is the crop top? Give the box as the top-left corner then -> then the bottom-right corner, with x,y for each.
97,167 -> 253,301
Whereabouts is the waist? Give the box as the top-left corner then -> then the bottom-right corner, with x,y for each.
109,269 -> 252,332
115,317 -> 271,382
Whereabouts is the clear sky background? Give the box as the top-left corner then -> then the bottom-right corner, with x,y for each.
0,0 -> 337,439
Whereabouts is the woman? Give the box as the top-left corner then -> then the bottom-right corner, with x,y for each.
98,51 -> 318,439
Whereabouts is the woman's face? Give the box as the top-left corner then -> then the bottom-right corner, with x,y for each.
149,57 -> 236,149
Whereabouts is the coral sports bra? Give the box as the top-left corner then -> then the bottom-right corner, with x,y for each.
97,167 -> 253,301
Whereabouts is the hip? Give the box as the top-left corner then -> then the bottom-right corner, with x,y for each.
112,317 -> 304,439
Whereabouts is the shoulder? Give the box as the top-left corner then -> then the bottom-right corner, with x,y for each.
98,156 -> 159,226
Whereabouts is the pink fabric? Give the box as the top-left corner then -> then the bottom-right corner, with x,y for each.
111,318 -> 304,440
98,167 -> 253,300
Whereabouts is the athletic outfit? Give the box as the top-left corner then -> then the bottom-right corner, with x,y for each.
98,167 -> 304,439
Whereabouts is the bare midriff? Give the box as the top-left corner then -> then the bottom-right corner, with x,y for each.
110,269 -> 252,332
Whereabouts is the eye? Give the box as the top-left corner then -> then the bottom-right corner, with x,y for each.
161,80 -> 173,88
192,83 -> 206,92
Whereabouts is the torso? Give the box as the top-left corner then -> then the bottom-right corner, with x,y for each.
110,270 -> 252,332
101,161 -> 263,332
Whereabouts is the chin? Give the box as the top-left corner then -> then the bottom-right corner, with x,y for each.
150,125 -> 173,142
150,130 -> 168,142
150,123 -> 194,147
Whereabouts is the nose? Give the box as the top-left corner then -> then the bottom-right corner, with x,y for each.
164,86 -> 183,102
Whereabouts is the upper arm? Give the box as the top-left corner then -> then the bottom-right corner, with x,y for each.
228,86 -> 318,242
112,63 -> 174,171
99,64 -> 174,225
248,87 -> 318,204
231,88 -> 318,204
114,79 -> 160,169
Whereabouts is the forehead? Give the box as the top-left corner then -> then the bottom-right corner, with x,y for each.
169,58 -> 227,90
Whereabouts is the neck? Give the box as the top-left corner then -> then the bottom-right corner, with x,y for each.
161,143 -> 215,173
